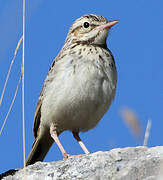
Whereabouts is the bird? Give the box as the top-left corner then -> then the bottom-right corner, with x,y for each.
25,14 -> 119,166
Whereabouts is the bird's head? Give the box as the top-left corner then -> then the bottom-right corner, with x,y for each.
66,14 -> 119,46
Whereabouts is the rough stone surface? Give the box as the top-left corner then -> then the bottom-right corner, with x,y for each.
2,146 -> 163,180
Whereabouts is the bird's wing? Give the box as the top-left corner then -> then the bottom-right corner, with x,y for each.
32,48 -> 64,139
33,97 -> 42,139
32,59 -> 56,139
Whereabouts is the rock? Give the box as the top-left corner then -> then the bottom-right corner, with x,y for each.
2,146 -> 163,180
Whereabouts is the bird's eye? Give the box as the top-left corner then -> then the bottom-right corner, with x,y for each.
83,22 -> 90,28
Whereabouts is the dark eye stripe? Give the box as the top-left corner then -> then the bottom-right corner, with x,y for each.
71,24 -> 97,33
90,24 -> 97,28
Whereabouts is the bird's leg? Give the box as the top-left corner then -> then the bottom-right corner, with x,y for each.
50,124 -> 69,159
72,132 -> 90,154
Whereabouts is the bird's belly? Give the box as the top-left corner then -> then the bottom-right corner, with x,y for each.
41,62 -> 116,133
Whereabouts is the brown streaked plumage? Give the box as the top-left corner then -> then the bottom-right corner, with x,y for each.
26,14 -> 119,166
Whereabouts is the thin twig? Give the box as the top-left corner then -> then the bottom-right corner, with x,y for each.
22,0 -> 26,178
0,75 -> 22,136
143,119 -> 152,146
0,36 -> 23,106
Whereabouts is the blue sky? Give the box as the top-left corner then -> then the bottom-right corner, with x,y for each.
0,0 -> 163,173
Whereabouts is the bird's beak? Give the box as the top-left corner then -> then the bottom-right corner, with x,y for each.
98,20 -> 119,30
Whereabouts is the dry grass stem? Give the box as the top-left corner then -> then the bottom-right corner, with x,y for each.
0,36 -> 23,107
22,0 -> 26,179
0,75 -> 21,136
143,119 -> 152,146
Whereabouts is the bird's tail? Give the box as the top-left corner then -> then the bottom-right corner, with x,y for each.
25,133 -> 54,166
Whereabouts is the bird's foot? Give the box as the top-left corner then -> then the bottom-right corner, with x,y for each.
63,152 -> 70,159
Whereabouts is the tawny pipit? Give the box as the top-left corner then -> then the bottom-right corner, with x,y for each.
26,14 -> 119,166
